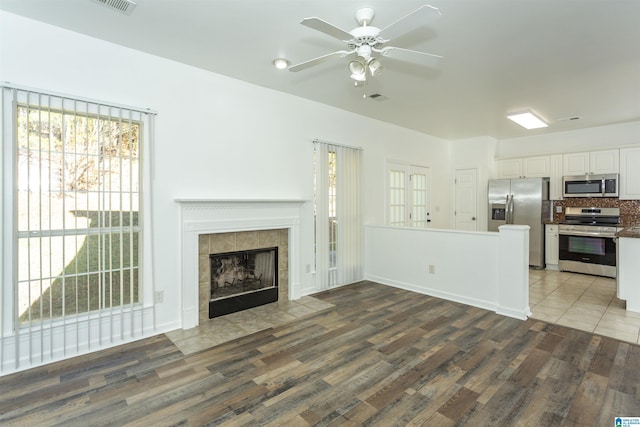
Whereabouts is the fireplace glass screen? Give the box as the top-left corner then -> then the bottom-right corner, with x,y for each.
210,247 -> 278,301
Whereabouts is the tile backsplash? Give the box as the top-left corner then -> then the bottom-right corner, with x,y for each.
552,198 -> 640,226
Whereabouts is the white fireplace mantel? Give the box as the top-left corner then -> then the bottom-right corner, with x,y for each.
175,199 -> 306,329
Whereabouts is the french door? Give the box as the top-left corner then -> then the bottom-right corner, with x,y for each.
387,162 -> 430,228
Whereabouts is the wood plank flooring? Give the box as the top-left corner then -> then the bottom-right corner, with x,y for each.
1,281 -> 639,426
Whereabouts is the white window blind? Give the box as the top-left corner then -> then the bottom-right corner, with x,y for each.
314,141 -> 363,289
1,85 -> 156,374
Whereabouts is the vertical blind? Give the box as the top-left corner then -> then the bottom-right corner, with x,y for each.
1,85 -> 156,374
314,140 -> 363,289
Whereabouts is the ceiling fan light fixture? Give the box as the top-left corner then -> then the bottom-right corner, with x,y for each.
506,111 -> 548,130
368,58 -> 383,76
348,60 -> 367,81
348,60 -> 365,75
350,71 -> 367,82
272,58 -> 289,70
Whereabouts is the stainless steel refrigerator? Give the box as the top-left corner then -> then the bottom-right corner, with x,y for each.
488,177 -> 550,268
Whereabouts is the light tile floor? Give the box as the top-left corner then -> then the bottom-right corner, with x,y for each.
165,296 -> 335,355
529,269 -> 640,344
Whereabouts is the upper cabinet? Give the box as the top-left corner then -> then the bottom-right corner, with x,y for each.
496,158 -> 523,178
549,154 -> 563,200
496,156 -> 550,179
620,147 -> 640,200
523,156 -> 551,177
562,149 -> 619,176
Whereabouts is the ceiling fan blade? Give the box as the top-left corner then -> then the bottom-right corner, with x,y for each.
289,50 -> 352,72
379,47 -> 443,67
379,5 -> 441,41
300,17 -> 353,41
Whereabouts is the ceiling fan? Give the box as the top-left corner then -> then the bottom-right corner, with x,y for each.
289,4 -> 443,82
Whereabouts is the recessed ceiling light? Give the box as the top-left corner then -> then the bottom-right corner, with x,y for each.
273,59 -> 289,70
506,111 -> 548,130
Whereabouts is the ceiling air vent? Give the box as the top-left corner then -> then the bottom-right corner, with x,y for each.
92,0 -> 137,15
367,93 -> 389,102
556,116 -> 581,122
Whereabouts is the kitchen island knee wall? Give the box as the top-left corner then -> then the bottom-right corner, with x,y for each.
364,225 -> 530,319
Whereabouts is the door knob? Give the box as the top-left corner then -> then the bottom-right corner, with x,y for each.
472,217 -> 476,220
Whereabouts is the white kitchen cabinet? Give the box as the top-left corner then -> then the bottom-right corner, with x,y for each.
617,236 -> 640,312
591,150 -> 619,174
523,156 -> 551,177
545,224 -> 559,269
496,156 -> 549,179
619,147 -> 640,200
549,154 -> 563,200
562,152 -> 589,175
496,158 -> 523,179
562,149 -> 619,176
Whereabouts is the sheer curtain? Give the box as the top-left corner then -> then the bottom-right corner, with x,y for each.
314,140 -> 363,290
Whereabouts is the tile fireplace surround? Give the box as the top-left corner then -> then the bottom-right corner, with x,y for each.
175,199 -> 304,330
200,229 -> 287,323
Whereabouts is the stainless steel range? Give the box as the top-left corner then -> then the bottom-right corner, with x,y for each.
558,207 -> 620,278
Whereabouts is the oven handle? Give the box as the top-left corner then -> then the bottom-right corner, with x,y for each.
559,229 -> 616,238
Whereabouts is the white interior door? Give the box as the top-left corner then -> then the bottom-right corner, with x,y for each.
455,168 -> 478,231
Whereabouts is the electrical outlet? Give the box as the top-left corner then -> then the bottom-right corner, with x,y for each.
154,290 -> 164,304
555,205 -> 562,213
428,265 -> 435,274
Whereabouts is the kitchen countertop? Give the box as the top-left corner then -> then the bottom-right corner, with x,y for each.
616,227 -> 640,238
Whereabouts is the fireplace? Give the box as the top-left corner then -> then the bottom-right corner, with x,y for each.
209,247 -> 278,317
176,199 -> 305,330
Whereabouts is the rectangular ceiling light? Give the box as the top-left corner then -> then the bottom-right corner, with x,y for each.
506,112 -> 548,130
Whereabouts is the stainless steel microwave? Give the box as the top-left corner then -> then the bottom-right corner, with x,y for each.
562,173 -> 618,198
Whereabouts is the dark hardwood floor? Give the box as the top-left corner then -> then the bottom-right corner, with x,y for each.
1,281 -> 639,426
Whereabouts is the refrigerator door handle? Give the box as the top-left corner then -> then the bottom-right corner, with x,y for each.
508,194 -> 514,224
505,194 -> 510,223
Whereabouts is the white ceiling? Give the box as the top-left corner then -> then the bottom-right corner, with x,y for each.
1,0 -> 639,140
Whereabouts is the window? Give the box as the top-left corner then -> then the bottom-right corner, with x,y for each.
314,141 -> 363,289
15,100 -> 141,323
1,86 -> 155,372
386,162 -> 430,227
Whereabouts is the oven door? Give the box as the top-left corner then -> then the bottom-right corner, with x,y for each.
558,230 -> 617,277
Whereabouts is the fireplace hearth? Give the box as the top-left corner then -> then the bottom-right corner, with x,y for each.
209,247 -> 278,318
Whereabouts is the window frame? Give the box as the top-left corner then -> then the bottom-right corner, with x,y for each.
1,86 -> 156,336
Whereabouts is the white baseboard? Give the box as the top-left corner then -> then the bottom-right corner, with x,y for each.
496,305 -> 530,321
364,274 -> 499,315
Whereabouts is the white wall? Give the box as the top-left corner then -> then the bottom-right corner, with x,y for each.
0,12 -> 453,334
364,225 -> 530,320
496,121 -> 640,158
361,129 -> 452,228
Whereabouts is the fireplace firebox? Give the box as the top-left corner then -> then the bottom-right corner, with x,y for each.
209,247 -> 278,318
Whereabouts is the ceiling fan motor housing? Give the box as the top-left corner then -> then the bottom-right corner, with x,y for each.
354,7 -> 375,26
348,27 -> 385,59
